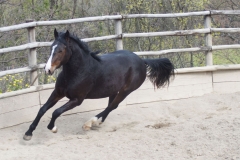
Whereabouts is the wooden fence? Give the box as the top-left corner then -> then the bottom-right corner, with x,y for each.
1,10 -> 240,88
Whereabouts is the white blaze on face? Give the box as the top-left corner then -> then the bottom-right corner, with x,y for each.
45,45 -> 57,73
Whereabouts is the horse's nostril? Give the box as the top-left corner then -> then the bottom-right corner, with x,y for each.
48,70 -> 51,74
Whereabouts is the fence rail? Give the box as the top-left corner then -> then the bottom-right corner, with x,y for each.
2,27 -> 240,54
1,10 -> 240,88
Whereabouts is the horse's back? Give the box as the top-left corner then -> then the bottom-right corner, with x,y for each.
101,50 -> 145,69
102,50 -> 139,60
101,50 -> 146,75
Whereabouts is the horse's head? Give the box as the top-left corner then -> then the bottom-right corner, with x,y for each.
45,29 -> 72,75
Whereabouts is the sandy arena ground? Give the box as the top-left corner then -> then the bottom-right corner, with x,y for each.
0,92 -> 240,160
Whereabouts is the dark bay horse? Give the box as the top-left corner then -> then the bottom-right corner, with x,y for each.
23,29 -> 175,141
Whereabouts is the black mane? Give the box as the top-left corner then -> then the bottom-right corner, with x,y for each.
60,32 -> 101,62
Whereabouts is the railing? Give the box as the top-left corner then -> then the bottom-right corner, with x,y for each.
1,10 -> 240,88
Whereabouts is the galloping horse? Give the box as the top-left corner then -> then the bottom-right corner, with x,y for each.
23,29 -> 175,140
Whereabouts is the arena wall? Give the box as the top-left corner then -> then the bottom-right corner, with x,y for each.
1,69 -> 239,129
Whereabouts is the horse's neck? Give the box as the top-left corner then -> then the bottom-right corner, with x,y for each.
62,45 -> 97,77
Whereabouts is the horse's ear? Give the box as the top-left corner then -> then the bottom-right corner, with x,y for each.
65,30 -> 70,41
54,28 -> 58,39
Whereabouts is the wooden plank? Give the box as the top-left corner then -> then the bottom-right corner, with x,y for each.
0,22 -> 36,32
115,19 -> 123,50
212,45 -> 240,50
134,47 -> 210,56
0,15 -> 122,32
170,72 -> 212,86
176,64 -> 240,73
2,65 -> 240,100
0,63 -> 45,77
0,67 -> 31,77
0,42 -> 51,54
123,11 -> 210,18
0,105 -> 40,129
211,28 -> 240,33
0,35 -> 119,53
211,10 -> 240,15
204,15 -> 213,65
0,92 -> 39,114
213,70 -> 240,83
126,83 -> 213,105
213,82 -> 240,93
27,22 -> 38,86
123,29 -> 210,38
36,15 -> 122,26
0,84 -> 54,99
0,37 -> 239,56
140,72 -> 212,89
83,35 -> 119,42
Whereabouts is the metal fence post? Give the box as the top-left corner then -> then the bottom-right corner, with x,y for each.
115,15 -> 123,50
204,15 -> 213,66
26,19 -> 38,86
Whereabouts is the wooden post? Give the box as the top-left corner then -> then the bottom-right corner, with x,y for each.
26,20 -> 38,86
115,15 -> 123,50
204,15 -> 213,66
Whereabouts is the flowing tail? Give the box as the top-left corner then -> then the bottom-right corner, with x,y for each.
143,58 -> 175,88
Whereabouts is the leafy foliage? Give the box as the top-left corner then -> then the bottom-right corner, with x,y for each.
0,74 -> 30,93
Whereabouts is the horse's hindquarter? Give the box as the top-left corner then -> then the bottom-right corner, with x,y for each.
86,50 -> 146,99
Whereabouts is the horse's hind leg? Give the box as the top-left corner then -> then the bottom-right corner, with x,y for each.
82,89 -> 131,130
87,94 -> 118,127
23,89 -> 63,141
100,95 -> 118,123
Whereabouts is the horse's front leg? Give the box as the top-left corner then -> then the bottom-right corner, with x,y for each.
23,89 -> 64,141
47,98 -> 83,133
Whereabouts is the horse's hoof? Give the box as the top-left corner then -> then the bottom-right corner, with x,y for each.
82,125 -> 91,131
92,121 -> 100,127
92,119 -> 103,127
51,126 -> 58,133
23,135 -> 32,141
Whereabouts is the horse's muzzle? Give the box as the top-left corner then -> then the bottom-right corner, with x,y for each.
47,70 -> 53,75
44,65 -> 54,75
